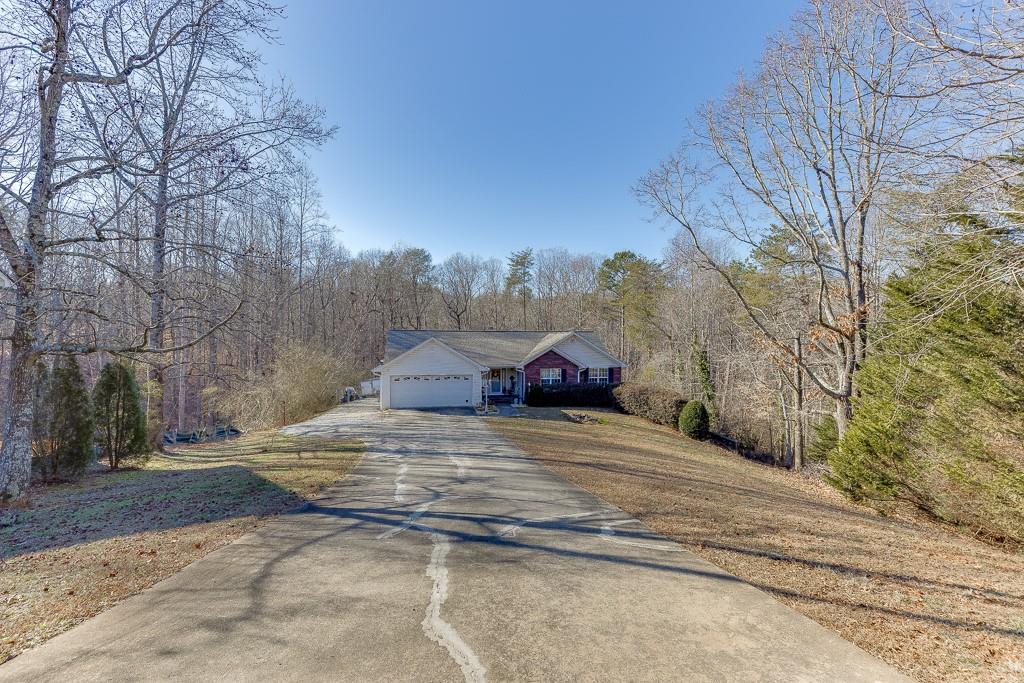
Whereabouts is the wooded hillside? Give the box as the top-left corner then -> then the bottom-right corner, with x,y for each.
1,0 -> 1022,543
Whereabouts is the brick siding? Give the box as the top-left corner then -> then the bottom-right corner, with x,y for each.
524,350 -> 580,386
524,351 -> 621,386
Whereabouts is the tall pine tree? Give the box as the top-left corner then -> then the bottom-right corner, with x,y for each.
505,248 -> 535,328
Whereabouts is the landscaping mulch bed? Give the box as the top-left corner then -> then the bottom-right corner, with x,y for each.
490,408 -> 1024,683
0,432 -> 362,664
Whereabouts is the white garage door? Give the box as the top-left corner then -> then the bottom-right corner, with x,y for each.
390,374 -> 475,409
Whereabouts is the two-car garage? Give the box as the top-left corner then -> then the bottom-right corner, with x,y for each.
377,338 -> 486,410
388,374 -> 475,409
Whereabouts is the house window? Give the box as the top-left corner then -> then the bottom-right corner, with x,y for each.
588,368 -> 609,384
540,368 -> 561,385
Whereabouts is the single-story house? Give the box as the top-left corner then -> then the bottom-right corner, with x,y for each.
373,330 -> 623,410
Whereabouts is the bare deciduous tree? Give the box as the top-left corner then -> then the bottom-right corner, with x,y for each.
0,0 -> 330,498
0,0 -> 220,499
638,0 -> 927,435
436,252 -> 484,329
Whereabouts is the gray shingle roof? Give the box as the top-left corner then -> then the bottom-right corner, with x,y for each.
383,330 -> 613,368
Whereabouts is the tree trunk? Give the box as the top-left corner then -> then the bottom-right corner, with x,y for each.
619,304 -> 625,359
0,315 -> 38,501
0,0 -> 69,500
792,336 -> 805,471
835,395 -> 852,439
780,390 -> 792,467
207,326 -> 218,428
148,163 -> 170,447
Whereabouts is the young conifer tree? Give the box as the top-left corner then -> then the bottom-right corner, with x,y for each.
93,362 -> 148,469
39,357 -> 94,479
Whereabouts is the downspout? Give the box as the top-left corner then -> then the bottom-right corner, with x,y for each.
372,363 -> 384,411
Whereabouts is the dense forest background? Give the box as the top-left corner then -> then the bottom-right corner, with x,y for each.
1,0 -> 1022,541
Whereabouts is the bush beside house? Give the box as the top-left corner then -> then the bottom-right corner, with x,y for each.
526,382 -> 617,407
612,383 -> 688,427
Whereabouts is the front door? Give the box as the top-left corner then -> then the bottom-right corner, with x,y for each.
490,369 -> 502,394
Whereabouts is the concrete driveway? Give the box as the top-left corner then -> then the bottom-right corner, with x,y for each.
0,401 -> 909,682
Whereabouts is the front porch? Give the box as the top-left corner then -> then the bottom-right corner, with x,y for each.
485,367 -> 523,403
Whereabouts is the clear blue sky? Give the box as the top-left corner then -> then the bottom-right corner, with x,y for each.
261,1 -> 803,261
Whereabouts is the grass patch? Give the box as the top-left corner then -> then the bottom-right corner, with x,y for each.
490,409 -> 1024,683
0,430 -> 362,664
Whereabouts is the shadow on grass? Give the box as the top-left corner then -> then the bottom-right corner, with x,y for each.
0,466 -> 302,560
488,417 -> 1024,607
167,434 -> 356,461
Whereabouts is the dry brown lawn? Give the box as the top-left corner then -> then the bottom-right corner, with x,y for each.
0,431 -> 362,664
490,408 -> 1024,683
